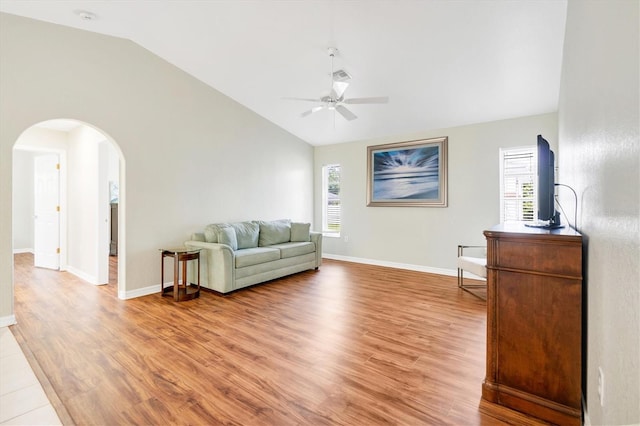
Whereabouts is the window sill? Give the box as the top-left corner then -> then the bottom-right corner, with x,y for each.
323,232 -> 341,238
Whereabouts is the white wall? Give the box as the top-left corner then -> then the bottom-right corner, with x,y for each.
107,140 -> 119,201
67,126 -> 105,283
12,150 -> 34,252
315,113 -> 557,272
0,13 -> 314,319
558,1 -> 639,424
13,125 -> 111,282
12,127 -> 69,253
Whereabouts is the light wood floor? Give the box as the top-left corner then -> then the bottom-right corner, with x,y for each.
11,253 -> 546,425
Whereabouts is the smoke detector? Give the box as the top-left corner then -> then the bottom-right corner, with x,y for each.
75,10 -> 97,21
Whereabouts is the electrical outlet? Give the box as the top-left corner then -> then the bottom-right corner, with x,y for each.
343,236 -> 349,243
597,367 -> 605,407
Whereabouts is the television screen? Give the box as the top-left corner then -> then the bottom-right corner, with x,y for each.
526,135 -> 563,229
537,135 -> 554,222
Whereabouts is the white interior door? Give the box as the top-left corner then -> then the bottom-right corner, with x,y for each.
34,154 -> 60,269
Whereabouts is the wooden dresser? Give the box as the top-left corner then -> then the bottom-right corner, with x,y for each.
482,223 -> 583,425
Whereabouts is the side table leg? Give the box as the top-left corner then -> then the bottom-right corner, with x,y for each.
182,257 -> 188,295
174,253 -> 179,302
160,252 -> 165,296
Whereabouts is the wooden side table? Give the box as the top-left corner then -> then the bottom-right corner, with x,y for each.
160,247 -> 201,301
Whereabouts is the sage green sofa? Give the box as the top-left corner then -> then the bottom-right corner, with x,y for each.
185,219 -> 322,294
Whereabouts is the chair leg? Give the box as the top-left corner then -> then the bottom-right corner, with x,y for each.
457,245 -> 487,299
458,267 -> 487,300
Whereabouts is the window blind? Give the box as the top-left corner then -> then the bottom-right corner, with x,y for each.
322,164 -> 341,235
500,147 -> 536,222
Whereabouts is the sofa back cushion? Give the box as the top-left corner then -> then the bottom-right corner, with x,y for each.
217,226 -> 238,250
231,221 -> 259,249
258,219 -> 291,246
290,222 -> 311,242
204,223 -> 229,243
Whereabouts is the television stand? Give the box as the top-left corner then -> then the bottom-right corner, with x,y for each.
524,220 -> 564,230
525,212 -> 563,229
482,224 -> 582,425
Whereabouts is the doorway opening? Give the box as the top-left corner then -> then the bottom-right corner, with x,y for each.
12,119 -> 126,296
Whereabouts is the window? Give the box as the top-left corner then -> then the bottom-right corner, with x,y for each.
322,164 -> 341,236
499,147 -> 536,223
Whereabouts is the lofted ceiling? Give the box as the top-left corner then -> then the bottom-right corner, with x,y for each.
0,1 -> 567,146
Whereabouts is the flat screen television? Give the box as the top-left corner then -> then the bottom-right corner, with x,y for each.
526,135 -> 563,229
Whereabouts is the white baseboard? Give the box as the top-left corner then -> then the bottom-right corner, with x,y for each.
0,315 -> 17,327
66,266 -> 99,285
323,253 -> 459,277
119,283 -> 161,300
12,248 -> 33,254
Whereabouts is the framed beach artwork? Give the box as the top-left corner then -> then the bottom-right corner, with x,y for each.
366,137 -> 448,207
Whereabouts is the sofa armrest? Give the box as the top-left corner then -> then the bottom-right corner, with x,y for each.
190,232 -> 205,242
185,240 -> 235,293
310,231 -> 322,268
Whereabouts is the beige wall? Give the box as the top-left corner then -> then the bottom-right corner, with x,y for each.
559,1 -> 639,424
0,13 -> 313,320
315,113 -> 558,273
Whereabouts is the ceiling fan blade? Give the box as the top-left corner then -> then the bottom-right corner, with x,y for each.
343,96 -> 389,104
282,97 -> 321,102
335,105 -> 357,121
300,105 -> 325,118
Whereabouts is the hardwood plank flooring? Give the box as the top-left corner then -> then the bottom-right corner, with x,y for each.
11,253 -> 546,425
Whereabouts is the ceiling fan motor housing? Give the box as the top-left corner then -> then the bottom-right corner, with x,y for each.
333,69 -> 351,82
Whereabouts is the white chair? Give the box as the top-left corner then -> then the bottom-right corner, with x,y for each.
457,245 -> 487,299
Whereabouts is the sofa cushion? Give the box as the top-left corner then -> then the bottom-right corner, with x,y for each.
290,222 -> 311,242
204,223 -> 228,243
272,242 -> 316,259
235,253 -> 316,281
217,227 -> 238,250
231,221 -> 259,249
235,247 -> 280,268
258,219 -> 291,246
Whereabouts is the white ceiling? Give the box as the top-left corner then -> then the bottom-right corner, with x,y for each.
0,1 -> 567,146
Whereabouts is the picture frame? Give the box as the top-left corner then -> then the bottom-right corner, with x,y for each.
367,136 -> 448,207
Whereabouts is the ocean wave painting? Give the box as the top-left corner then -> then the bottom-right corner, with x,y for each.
373,146 -> 440,199
367,137 -> 448,207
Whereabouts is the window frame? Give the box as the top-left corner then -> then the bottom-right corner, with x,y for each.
499,146 -> 537,223
321,163 -> 341,237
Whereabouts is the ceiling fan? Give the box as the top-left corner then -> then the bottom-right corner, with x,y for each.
284,47 -> 389,121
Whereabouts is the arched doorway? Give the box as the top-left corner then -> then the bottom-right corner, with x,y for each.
12,119 -> 126,296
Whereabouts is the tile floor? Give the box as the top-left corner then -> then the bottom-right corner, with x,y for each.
0,326 -> 62,425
